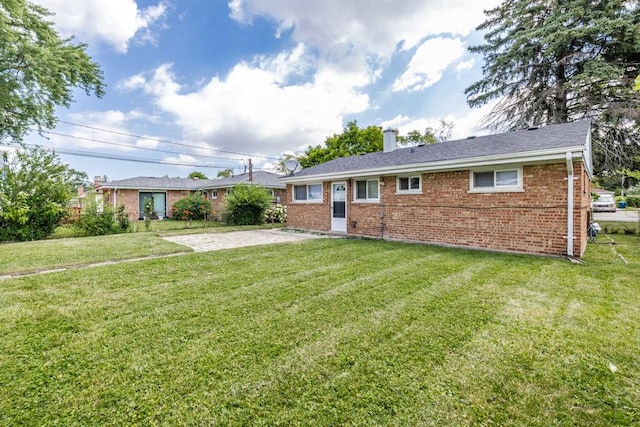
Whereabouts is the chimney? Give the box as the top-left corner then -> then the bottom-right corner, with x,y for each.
383,128 -> 397,153
93,176 -> 103,189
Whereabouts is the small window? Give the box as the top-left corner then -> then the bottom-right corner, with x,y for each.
471,168 -> 522,191
397,175 -> 421,193
293,183 -> 323,202
212,189 -> 218,199
355,179 -> 379,201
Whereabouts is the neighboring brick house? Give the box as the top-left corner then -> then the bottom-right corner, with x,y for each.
280,121 -> 593,258
98,171 -> 286,220
199,171 -> 287,215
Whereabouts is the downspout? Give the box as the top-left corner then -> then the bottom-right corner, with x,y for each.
565,152 -> 574,257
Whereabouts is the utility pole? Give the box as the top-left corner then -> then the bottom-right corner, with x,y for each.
249,158 -> 253,182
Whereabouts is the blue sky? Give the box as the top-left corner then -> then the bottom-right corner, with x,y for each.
26,0 -> 501,181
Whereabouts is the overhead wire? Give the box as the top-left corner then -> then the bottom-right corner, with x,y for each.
42,130 -> 243,162
16,142 -> 236,169
56,120 -> 280,160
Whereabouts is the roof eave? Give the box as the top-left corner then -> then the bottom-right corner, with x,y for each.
279,146 -> 588,183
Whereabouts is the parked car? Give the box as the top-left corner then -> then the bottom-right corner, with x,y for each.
591,194 -> 616,212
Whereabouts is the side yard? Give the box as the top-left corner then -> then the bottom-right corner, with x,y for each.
0,233 -> 638,425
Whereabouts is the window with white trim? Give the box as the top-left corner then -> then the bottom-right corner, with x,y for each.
354,179 -> 379,201
397,175 -> 421,193
293,183 -> 323,202
470,168 -> 522,191
212,189 -> 218,199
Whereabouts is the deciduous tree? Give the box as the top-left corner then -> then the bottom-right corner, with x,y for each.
0,145 -> 86,241
0,0 -> 104,143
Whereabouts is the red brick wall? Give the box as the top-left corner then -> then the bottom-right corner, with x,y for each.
287,162 -> 590,257
107,189 -> 192,220
285,182 -> 331,232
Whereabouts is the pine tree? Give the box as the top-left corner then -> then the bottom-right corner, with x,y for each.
465,0 -> 640,170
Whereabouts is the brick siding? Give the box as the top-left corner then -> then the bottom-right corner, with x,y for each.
286,162 -> 590,257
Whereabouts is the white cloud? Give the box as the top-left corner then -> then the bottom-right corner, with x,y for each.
392,38 -> 466,92
42,110 -> 162,152
122,45 -> 371,155
455,59 -> 476,73
33,0 -> 167,53
380,99 -> 499,142
229,0 -> 501,57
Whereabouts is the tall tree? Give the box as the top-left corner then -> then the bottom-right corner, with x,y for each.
0,145 -> 86,241
217,168 -> 234,178
465,0 -> 640,170
0,0 -> 104,143
298,121 -> 383,167
188,171 -> 208,180
396,119 -> 454,146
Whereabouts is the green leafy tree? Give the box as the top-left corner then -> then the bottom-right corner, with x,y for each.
0,145 -> 86,241
223,183 -> 272,225
217,168 -> 234,178
0,0 -> 104,143
465,0 -> 640,171
298,121 -> 383,167
188,171 -> 208,180
396,120 -> 454,146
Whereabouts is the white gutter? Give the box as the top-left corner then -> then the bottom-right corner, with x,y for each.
565,152 -> 575,257
280,146 -> 587,184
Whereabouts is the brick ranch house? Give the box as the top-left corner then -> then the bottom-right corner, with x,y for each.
280,120 -> 593,258
98,171 -> 286,220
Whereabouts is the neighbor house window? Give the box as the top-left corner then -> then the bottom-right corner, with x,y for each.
397,175 -> 421,193
212,189 -> 218,199
355,179 -> 379,201
293,183 -> 323,202
470,168 -> 522,191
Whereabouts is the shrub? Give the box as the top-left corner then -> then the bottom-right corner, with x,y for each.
625,195 -> 640,208
172,191 -> 212,222
264,204 -> 287,223
224,183 -> 272,225
73,192 -> 120,236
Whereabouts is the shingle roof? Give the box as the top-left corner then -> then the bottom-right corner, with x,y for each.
284,121 -> 591,180
100,176 -> 213,190
200,171 -> 286,189
99,171 -> 285,190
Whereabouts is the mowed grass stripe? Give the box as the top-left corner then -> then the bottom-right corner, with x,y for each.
1,237 -> 639,425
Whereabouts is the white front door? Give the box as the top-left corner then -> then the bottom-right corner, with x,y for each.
331,182 -> 347,232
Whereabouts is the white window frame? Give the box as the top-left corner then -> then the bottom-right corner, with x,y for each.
212,189 -> 218,199
293,183 -> 323,203
469,167 -> 523,193
396,175 -> 422,194
353,178 -> 380,203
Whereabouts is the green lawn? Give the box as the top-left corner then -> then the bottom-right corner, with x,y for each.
1,234 -> 639,425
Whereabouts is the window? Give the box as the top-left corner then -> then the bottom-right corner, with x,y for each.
212,189 -> 218,199
471,168 -> 522,191
355,179 -> 379,201
397,175 -> 421,193
293,183 -> 322,202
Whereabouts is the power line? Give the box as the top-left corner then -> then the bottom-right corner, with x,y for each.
18,143 -> 237,169
42,130 -> 243,162
57,120 -> 280,160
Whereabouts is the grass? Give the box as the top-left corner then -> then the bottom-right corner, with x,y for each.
0,233 -> 189,276
1,233 -> 639,425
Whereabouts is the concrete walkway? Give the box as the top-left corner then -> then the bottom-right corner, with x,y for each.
162,229 -> 326,252
0,230 -> 325,281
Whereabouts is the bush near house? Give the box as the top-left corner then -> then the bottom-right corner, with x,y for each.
264,203 -> 287,223
224,183 -> 272,225
172,191 -> 213,221
73,192 -> 128,236
624,195 -> 640,208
